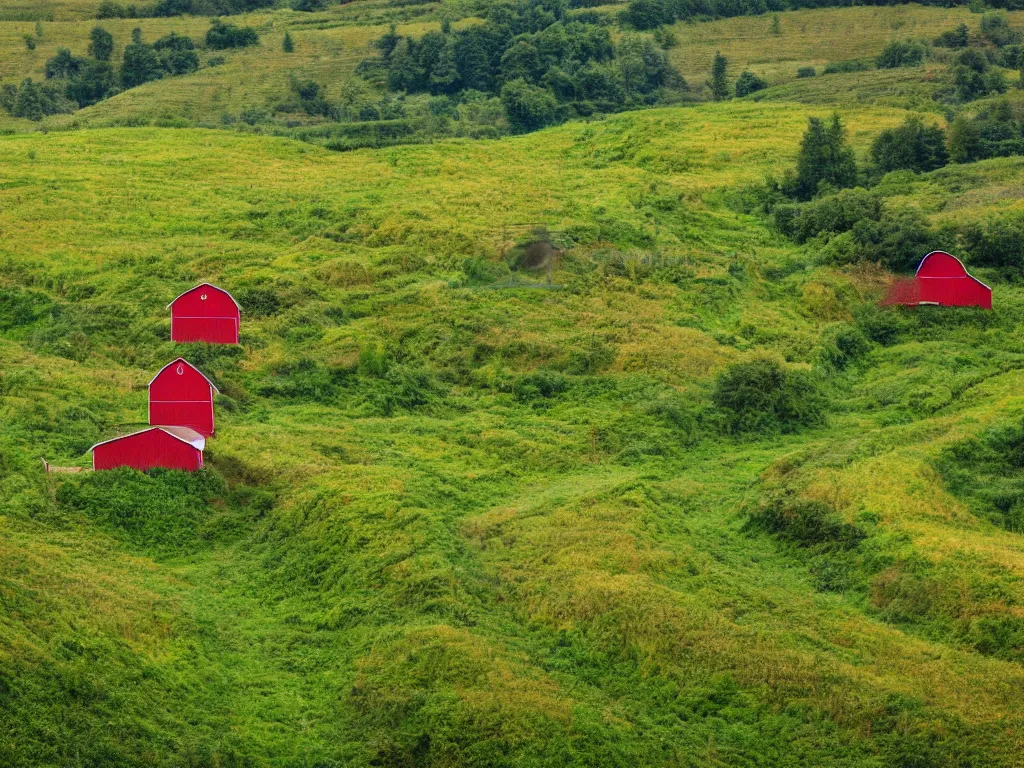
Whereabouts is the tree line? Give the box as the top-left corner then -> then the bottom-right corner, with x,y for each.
363,0 -> 686,133
2,21 -> 258,121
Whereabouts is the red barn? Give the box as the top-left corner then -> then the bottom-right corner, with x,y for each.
168,283 -> 241,344
882,251 -> 992,309
91,426 -> 205,472
149,358 -> 218,436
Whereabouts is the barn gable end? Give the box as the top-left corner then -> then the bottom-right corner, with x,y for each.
168,283 -> 241,344
149,358 -> 218,436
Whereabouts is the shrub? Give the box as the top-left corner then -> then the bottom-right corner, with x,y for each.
97,0 -> 131,18
283,31 -> 295,53
823,60 -> 869,74
747,494 -> 864,550
796,66 -> 816,78
712,357 -> 827,435
206,20 -> 259,50
23,35 -> 36,51
958,214 -> 1024,271
980,12 -> 1021,48
817,324 -> 871,370
66,60 -> 116,107
850,205 -> 936,272
934,24 -> 970,48
45,49 -> 85,80
775,187 -> 882,243
734,70 -> 768,97
237,286 -> 282,317
870,116 -> 948,174
512,370 -> 568,402
876,41 -> 926,69
500,78 -> 558,132
56,468 -> 229,553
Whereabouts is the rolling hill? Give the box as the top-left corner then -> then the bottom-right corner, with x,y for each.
2,1 -> 1024,766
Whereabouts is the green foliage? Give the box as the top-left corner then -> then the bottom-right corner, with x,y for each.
937,417 -> 1024,532
870,116 -> 948,174
23,34 -> 36,51
282,31 -> 295,53
88,26 -> 114,62
154,34 -> 199,76
980,12 -> 1021,48
747,493 -> 864,550
206,20 -> 259,50
934,23 -> 969,48
501,77 -> 559,132
796,66 -> 816,78
786,114 -> 857,200
55,468 -> 242,553
712,356 -> 827,435
958,214 -> 1024,271
45,48 -> 84,80
876,40 -> 927,69
822,59 -> 870,74
734,70 -> 768,97
120,36 -> 163,89
710,51 -> 730,101
66,60 -> 116,107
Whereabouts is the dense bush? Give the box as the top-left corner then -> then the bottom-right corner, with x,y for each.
774,187 -> 882,243
206,20 -> 259,50
500,78 -> 559,131
747,494 -> 864,550
712,357 -> 827,435
876,40 -> 926,69
734,70 -> 768,97
88,26 -> 114,61
796,66 -> 816,78
958,214 -> 1024,271
870,116 -> 948,174
0,78 -> 74,120
150,0 -> 275,16
937,417 -> 1024,532
822,59 -> 870,75
154,33 -> 200,76
934,23 -> 969,49
56,468 -> 230,552
120,35 -> 163,88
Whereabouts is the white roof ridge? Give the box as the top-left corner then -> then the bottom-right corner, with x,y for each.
90,425 -> 206,453
915,251 -> 991,291
147,357 -> 220,393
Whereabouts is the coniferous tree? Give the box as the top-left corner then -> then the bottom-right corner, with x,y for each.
790,114 -> 857,200
283,31 -> 295,53
711,51 -> 730,101
120,33 -> 163,88
13,79 -> 44,120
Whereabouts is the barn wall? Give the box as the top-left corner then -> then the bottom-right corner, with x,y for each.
149,401 -> 215,436
94,431 -> 203,472
170,286 -> 240,344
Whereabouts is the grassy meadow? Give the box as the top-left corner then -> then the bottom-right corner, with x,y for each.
2,1 -> 1024,766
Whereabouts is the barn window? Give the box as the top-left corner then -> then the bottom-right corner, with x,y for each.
176,364 -> 184,375
201,293 -> 208,300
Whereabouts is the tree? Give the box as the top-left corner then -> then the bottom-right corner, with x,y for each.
430,41 -> 461,94
947,115 -> 982,163
292,0 -> 326,9
622,0 -> 670,31
66,60 -> 115,107
120,39 -> 163,88
88,26 -> 115,61
734,70 -> 768,97
789,114 -> 857,200
45,49 -> 84,79
282,31 -> 294,53
500,78 -> 558,132
13,79 -> 45,120
870,117 -> 948,174
876,40 -> 925,69
710,51 -> 729,101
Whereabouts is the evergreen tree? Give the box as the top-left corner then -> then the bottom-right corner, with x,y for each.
66,60 -> 115,107
501,78 -> 558,132
45,48 -> 84,80
88,26 -> 115,61
790,114 -> 857,200
430,41 -> 461,94
870,116 -> 948,174
734,70 -> 768,97
711,51 -> 729,101
13,79 -> 44,121
283,31 -> 295,53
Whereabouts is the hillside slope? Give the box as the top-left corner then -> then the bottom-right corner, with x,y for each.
3,1 -> 1024,766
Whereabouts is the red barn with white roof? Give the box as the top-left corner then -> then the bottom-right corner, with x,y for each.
168,283 -> 241,344
149,358 -> 218,436
91,426 -> 205,472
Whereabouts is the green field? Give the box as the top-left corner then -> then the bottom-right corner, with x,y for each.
3,1 -> 1024,766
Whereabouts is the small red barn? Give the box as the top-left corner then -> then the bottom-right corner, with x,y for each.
149,358 -> 218,436
168,283 -> 241,344
91,426 -> 205,472
882,251 -> 992,309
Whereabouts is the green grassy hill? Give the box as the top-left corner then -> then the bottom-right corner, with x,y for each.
3,1 -> 1024,766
